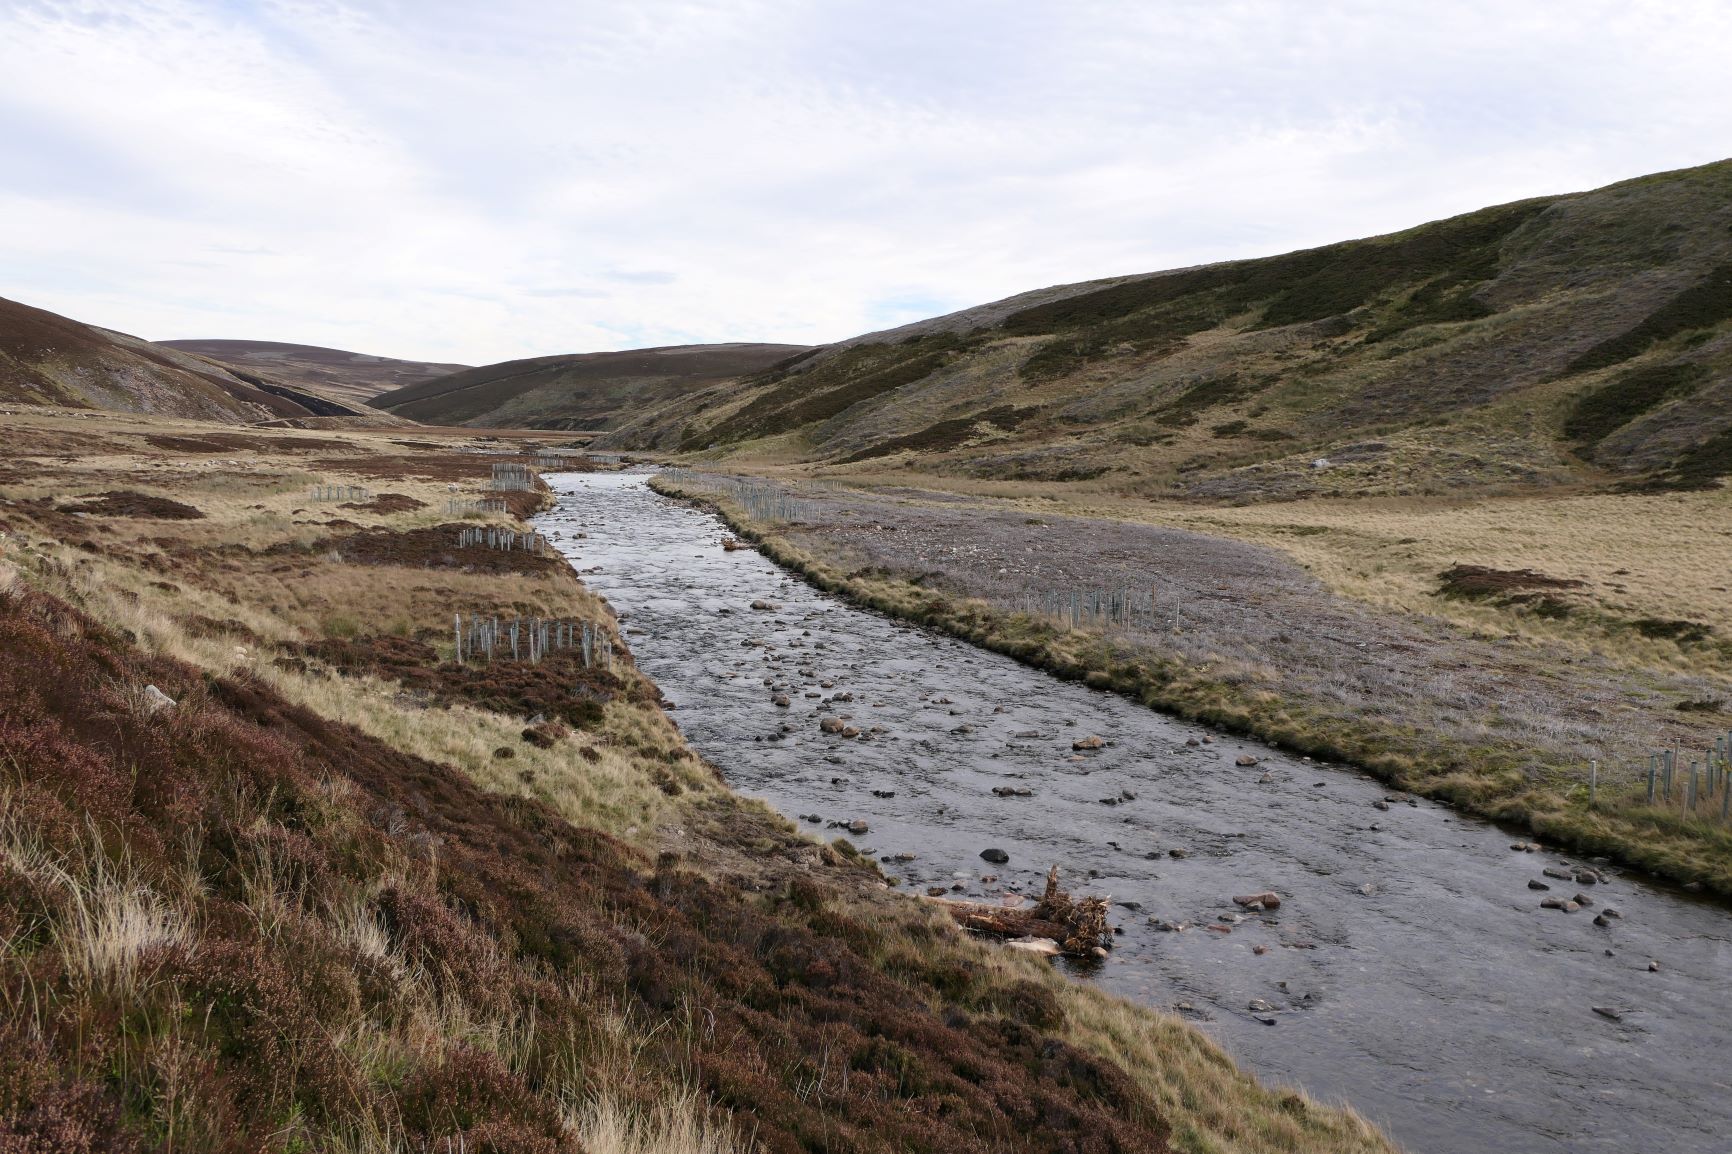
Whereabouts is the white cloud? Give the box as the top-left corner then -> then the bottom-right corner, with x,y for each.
1,0 -> 1729,363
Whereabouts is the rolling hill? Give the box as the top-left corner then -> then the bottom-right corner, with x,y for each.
603,159 -> 1732,499
159,339 -> 468,405
0,297 -> 385,424
372,342 -> 810,431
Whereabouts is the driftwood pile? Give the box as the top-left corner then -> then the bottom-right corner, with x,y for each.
945,866 -> 1111,957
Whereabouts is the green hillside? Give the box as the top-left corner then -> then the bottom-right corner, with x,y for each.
373,343 -> 809,431
606,160 -> 1732,498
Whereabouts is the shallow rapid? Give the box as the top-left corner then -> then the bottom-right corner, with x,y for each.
538,473 -> 1731,1154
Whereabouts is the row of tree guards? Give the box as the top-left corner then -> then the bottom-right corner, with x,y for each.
456,526 -> 550,555
658,468 -> 820,523
308,484 -> 371,503
1012,588 -> 1175,631
490,463 -> 536,492
446,497 -> 508,516
1636,738 -> 1732,821
452,614 -> 614,668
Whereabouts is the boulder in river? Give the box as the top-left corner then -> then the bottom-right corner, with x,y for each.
1235,754 -> 1259,767
819,717 -> 845,734
773,694 -> 790,707
1073,735 -> 1105,751
847,819 -> 869,835
1233,892 -> 1282,910
980,847 -> 1010,864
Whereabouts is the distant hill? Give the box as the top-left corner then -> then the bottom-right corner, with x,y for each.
0,297 -> 384,423
606,158 -> 1732,498
372,343 -> 811,430
159,339 -> 468,405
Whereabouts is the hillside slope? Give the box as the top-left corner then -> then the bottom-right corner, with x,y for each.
608,159 -> 1732,499
374,342 -> 810,431
160,338 -> 469,405
0,297 -> 375,423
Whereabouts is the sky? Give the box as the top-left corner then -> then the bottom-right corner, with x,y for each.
2,1 -> 1731,365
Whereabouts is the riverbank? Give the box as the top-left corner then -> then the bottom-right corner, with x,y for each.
0,409 -> 1396,1154
650,473 -> 1732,898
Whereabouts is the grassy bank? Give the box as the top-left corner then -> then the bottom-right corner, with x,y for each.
651,474 -> 1732,898
0,409 -> 1398,1154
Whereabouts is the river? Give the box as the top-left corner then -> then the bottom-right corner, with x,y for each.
537,472 -> 1731,1154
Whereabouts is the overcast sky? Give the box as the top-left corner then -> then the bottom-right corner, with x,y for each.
3,1 -> 1730,364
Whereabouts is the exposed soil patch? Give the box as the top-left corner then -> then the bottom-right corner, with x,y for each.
1436,564 -> 1585,599
1632,617 -> 1714,644
315,453 -> 500,481
178,614 -> 264,645
326,525 -> 563,575
339,493 -> 428,514
61,490 -> 205,520
142,432 -> 352,454
284,633 -> 630,728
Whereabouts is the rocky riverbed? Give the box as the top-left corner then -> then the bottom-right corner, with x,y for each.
539,472 -> 1732,1154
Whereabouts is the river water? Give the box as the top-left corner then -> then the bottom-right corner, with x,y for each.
538,473 -> 1731,1154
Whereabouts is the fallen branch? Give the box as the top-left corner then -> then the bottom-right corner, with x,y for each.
943,865 -> 1111,956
